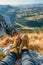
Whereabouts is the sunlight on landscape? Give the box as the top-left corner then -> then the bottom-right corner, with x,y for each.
26,15 -> 43,20
0,33 -> 43,54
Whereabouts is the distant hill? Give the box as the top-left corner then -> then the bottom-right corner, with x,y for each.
0,5 -> 14,14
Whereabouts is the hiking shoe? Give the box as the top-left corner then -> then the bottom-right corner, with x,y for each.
19,34 -> 29,53
10,35 -> 22,55
10,42 -> 18,54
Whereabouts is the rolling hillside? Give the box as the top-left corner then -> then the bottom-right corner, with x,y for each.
0,4 -> 43,35
0,4 -> 43,28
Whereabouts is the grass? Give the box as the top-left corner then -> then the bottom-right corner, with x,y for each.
0,33 -> 43,54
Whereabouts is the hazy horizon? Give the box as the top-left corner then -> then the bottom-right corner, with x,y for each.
0,0 -> 43,5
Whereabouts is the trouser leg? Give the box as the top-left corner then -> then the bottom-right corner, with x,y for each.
21,50 -> 41,65
21,50 -> 34,65
0,52 -> 17,65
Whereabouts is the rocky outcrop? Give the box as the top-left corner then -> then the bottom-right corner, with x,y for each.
0,15 -> 18,36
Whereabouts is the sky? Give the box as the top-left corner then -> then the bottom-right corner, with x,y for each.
0,0 -> 43,5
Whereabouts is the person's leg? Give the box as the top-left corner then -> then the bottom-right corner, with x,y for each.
21,50 -> 41,65
0,52 -> 17,65
0,39 -> 18,65
20,35 -> 34,65
21,50 -> 34,65
19,35 -> 41,65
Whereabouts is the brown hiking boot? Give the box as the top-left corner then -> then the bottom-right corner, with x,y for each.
10,35 -> 22,55
19,34 -> 29,53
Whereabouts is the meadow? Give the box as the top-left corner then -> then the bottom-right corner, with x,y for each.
0,33 -> 43,54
